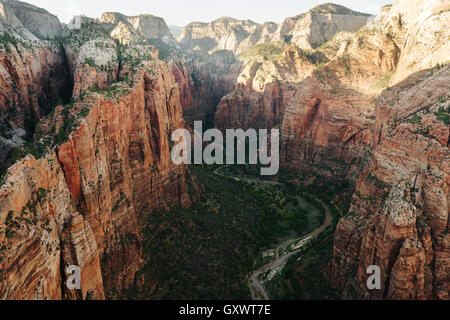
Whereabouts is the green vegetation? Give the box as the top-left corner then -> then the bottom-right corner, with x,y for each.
265,235 -> 340,299
313,64 -> 335,84
0,32 -> 18,47
8,141 -> 48,162
1,189 -> 53,244
405,113 -> 422,125
84,83 -> 129,100
302,49 -> 328,66
63,22 -> 110,48
37,188 -> 47,203
374,70 -> 395,89
83,57 -> 97,69
254,172 -> 342,300
55,107 -> 76,145
434,105 -> 450,125
145,38 -> 178,61
366,173 -> 389,190
117,165 -> 326,300
239,42 -> 287,61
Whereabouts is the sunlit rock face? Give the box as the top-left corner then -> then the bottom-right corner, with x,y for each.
214,12 -> 398,183
0,42 -> 73,170
98,12 -> 177,45
332,65 -> 449,300
0,57 -> 195,298
178,4 -> 370,55
331,0 -> 449,300
0,0 -> 63,40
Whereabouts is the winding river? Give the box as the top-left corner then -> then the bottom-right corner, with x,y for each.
248,197 -> 332,300
212,166 -> 333,300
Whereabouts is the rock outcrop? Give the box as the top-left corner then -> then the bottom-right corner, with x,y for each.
332,64 -> 449,300
178,4 -> 370,55
0,0 -> 63,40
215,15 -> 399,183
0,40 -> 72,170
279,24 -> 400,182
331,0 -> 449,300
289,4 -> 370,51
0,0 -> 448,301
98,12 -> 176,45
211,1 -> 449,300
178,17 -> 259,53
215,45 -> 316,131
70,37 -> 120,99
175,50 -> 242,129
0,154 -> 105,299
0,55 -> 195,299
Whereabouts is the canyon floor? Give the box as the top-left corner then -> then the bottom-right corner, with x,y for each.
115,164 -> 338,300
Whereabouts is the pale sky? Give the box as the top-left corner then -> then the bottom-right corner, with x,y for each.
24,0 -> 391,26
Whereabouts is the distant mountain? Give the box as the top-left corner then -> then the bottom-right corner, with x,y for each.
98,12 -> 176,45
177,3 -> 371,54
169,25 -> 183,37
0,0 -> 63,40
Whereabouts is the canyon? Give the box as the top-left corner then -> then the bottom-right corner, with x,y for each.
0,0 -> 448,300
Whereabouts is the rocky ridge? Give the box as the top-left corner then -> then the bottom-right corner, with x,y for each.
0,58 -> 195,299
0,7 -> 195,299
0,0 -> 63,40
178,4 -> 370,54
327,0 -> 449,299
98,12 -> 176,46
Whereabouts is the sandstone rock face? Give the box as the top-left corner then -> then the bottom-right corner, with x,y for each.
178,4 -> 370,55
110,22 -> 144,45
279,27 -> 400,180
215,46 -> 315,131
65,16 -> 95,31
0,154 -> 104,299
0,60 -> 195,299
388,239 -> 427,299
0,0 -> 447,301
332,64 -> 449,300
279,79 -> 375,184
71,39 -> 119,99
175,50 -> 242,129
215,20 -> 399,183
0,2 -> 191,299
98,12 -> 176,45
289,7 -> 370,51
178,18 -> 259,53
331,0 -> 449,300
0,0 -> 62,40
62,63 -> 194,296
367,0 -> 450,85
0,41 -> 72,169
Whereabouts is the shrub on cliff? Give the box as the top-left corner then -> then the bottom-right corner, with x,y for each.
240,42 -> 287,61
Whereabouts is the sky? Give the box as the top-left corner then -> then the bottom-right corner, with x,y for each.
24,0 -> 392,26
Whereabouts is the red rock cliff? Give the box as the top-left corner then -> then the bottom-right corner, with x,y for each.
0,40 -> 72,168
0,60 -> 195,299
332,65 -> 449,300
331,0 -> 449,300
